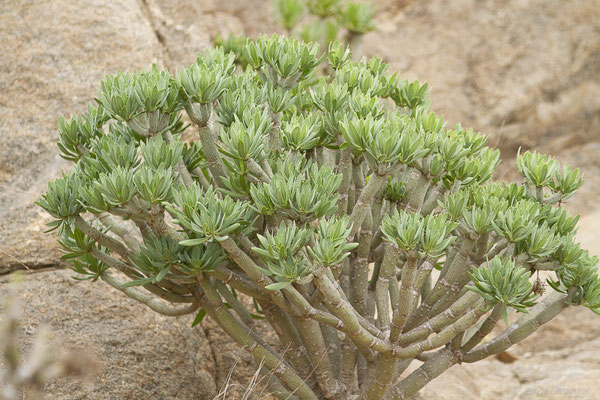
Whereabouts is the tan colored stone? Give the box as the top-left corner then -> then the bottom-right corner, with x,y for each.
0,269 -> 217,399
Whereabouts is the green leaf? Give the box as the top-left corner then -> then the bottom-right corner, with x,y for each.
265,281 -> 291,290
154,267 -> 170,283
191,308 -> 207,327
502,306 -> 509,326
179,238 -> 209,246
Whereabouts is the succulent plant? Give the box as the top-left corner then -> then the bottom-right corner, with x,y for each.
38,35 -> 598,399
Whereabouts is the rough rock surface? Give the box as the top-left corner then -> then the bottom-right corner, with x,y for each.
0,269 -> 217,399
1,0 -> 600,399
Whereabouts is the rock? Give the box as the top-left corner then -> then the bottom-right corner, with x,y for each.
0,0 -> 163,271
365,0 -> 600,135
577,210 -> 600,257
0,269 -> 217,399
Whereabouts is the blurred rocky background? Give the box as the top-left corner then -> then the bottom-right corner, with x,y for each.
1,0 -> 599,398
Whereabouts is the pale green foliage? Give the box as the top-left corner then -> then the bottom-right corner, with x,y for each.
308,216 -> 358,266
468,257 -> 538,323
168,186 -> 252,244
37,35 -> 598,400
253,221 -> 313,288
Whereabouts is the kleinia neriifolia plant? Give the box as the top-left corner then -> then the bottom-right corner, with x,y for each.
38,35 -> 599,399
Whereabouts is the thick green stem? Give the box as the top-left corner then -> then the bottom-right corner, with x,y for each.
428,286 -> 469,322
295,319 -> 345,399
349,211 -> 373,342
398,291 -> 482,346
320,320 -> 341,378
268,111 -> 281,153
349,173 -> 387,237
88,247 -> 135,276
208,264 -> 270,301
132,219 -> 152,239
473,232 -> 491,262
403,239 -> 476,331
217,270 -> 343,340
313,268 -> 391,353
215,280 -> 255,328
74,215 -> 133,260
375,244 -> 401,331
101,272 -> 199,316
421,184 -> 445,215
351,158 -> 366,212
322,147 -> 337,169
391,348 -> 458,400
336,148 -> 354,216
339,337 -> 359,395
260,367 -> 299,400
414,261 -> 434,301
282,285 -> 346,332
219,237 -> 293,310
162,131 -> 195,186
220,238 -> 345,330
259,301 -> 321,394
460,303 -> 503,353
90,248 -> 193,304
389,277 -> 400,315
358,353 -> 398,400
339,259 -> 351,298
402,169 -> 430,212
371,185 -> 386,232
246,158 -> 271,183
390,254 -> 419,342
146,204 -> 179,238
260,157 -> 274,178
197,124 -> 228,189
393,303 -> 492,360
97,214 -> 140,252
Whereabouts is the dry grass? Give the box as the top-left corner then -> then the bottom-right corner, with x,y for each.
213,357 -> 272,400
